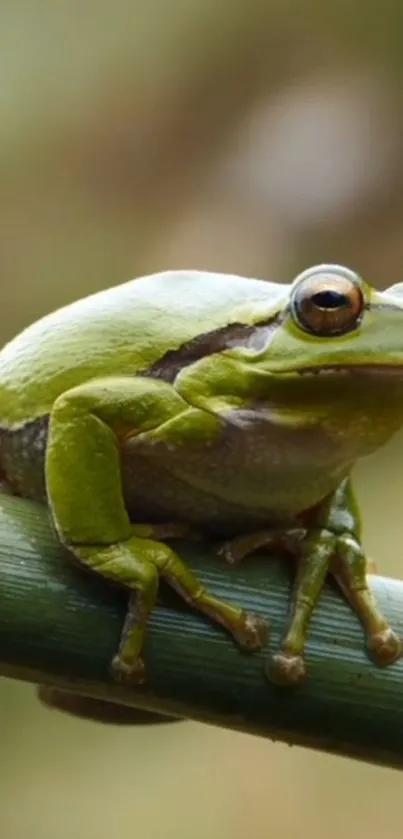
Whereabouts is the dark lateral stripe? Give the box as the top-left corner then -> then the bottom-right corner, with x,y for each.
144,315 -> 282,383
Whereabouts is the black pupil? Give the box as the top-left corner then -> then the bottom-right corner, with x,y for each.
311,289 -> 350,310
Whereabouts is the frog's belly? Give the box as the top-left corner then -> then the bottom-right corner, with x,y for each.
121,420 -> 350,536
0,415 -> 350,539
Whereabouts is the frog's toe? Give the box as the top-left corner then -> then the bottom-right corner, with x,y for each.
367,628 -> 402,667
233,612 -> 269,650
110,655 -> 147,685
218,540 -> 243,565
267,651 -> 306,686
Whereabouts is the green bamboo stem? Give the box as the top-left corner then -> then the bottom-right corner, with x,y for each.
1,492 -> 403,768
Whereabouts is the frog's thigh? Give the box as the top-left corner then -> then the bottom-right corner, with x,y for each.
45,375 -> 269,671
45,375 -> 190,544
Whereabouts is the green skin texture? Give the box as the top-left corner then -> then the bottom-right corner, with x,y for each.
1,264 -> 403,687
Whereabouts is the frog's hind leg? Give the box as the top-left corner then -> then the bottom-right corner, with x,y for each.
219,528 -> 306,564
45,376 -> 269,683
151,547 -> 269,650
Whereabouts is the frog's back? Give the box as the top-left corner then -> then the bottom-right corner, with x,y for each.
0,270 -> 283,426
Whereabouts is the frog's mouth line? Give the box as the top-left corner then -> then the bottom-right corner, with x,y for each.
298,364 -> 403,377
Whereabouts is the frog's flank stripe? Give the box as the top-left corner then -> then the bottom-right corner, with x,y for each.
144,318 -> 281,383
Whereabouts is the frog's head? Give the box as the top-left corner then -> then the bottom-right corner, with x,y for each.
252,263 -> 403,377
222,264 -> 403,451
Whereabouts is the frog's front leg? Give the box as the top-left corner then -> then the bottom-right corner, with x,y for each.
270,478 -> 401,684
330,535 -> 400,668
266,528 -> 333,685
221,477 -> 401,685
46,376 -> 269,683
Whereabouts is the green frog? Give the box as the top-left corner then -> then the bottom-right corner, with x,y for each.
0,263 -> 402,688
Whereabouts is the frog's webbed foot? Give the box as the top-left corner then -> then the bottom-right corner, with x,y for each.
231,612 -> 270,650
111,654 -> 147,685
368,628 -> 401,666
268,652 -> 306,685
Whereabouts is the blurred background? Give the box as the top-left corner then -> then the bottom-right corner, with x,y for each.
2,1 -> 403,837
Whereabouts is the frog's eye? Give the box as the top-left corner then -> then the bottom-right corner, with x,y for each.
290,265 -> 365,337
